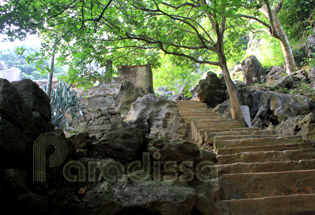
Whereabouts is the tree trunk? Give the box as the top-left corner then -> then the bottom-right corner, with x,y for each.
221,63 -> 245,124
47,36 -> 57,99
272,14 -> 297,74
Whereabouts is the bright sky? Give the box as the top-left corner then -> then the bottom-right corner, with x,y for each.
0,34 -> 41,50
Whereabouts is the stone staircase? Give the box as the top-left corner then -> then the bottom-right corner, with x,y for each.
176,100 -> 315,215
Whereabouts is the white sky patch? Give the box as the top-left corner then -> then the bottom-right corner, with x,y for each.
0,34 -> 42,50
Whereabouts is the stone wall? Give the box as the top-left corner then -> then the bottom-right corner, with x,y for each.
119,63 -> 154,95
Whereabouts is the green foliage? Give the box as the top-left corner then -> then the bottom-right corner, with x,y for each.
278,0 -> 315,41
245,34 -> 285,68
48,82 -> 82,130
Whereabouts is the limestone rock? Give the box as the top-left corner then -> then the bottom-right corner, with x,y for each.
0,79 -> 38,137
125,94 -> 181,138
269,75 -> 293,89
266,66 -> 285,84
191,72 -> 226,107
148,138 -> 200,163
12,79 -> 51,121
215,84 -> 311,128
116,80 -> 140,115
3,169 -> 28,194
241,55 -> 263,86
92,127 -> 146,162
306,34 -> 315,58
78,180 -> 196,215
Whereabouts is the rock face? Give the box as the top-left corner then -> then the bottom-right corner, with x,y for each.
92,127 -> 146,162
0,79 -> 53,167
276,113 -> 315,141
116,80 -> 140,115
148,138 -> 200,163
266,66 -> 285,84
125,94 -> 181,138
76,180 -> 196,215
12,79 -> 51,121
67,84 -> 123,136
241,55 -> 263,86
215,83 -> 311,128
190,72 -> 227,108
306,34 -> 315,58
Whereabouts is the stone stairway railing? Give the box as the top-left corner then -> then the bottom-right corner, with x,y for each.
176,100 -> 315,215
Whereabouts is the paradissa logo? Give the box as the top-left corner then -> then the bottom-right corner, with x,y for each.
33,133 -> 214,183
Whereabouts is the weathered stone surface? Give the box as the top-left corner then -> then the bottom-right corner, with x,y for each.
266,66 -> 285,84
125,94 -> 181,138
148,138 -> 200,163
0,68 -> 22,82
0,79 -> 38,137
12,79 -> 51,121
78,180 -> 196,215
306,33 -> 315,58
241,55 -> 263,86
32,111 -> 54,134
194,182 -> 221,215
119,64 -> 154,95
216,83 -> 311,128
276,113 -> 315,141
116,80 -> 139,115
269,75 -> 293,89
92,127 -> 146,161
190,72 -> 226,108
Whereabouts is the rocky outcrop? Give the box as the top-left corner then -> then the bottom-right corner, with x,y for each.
116,80 -> 140,115
0,79 -> 54,167
190,72 -> 227,107
266,66 -> 285,84
214,83 -> 311,128
276,113 -> 315,141
92,127 -> 146,162
125,94 -> 181,138
241,55 -> 263,86
67,84 -> 123,136
76,180 -> 196,215
306,34 -> 315,58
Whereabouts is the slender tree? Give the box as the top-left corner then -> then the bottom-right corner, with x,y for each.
240,0 -> 297,74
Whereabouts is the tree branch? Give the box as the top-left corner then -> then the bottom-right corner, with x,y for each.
274,0 -> 283,14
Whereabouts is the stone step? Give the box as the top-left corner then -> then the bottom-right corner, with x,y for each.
217,148 -> 315,164
214,134 -> 278,142
181,117 -> 234,123
217,142 -> 312,155
179,113 -> 219,118
214,136 -> 303,152
221,194 -> 315,215
220,169 -> 315,200
212,159 -> 315,176
210,129 -> 273,136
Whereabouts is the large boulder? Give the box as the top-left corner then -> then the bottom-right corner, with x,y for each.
306,34 -> 315,58
148,138 -> 200,164
266,66 -> 286,84
190,72 -> 226,107
92,127 -> 146,162
125,94 -> 181,138
77,180 -> 196,215
12,79 -> 51,121
241,55 -> 263,86
0,79 -> 38,137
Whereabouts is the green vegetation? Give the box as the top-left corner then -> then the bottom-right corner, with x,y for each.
0,0 -> 314,97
